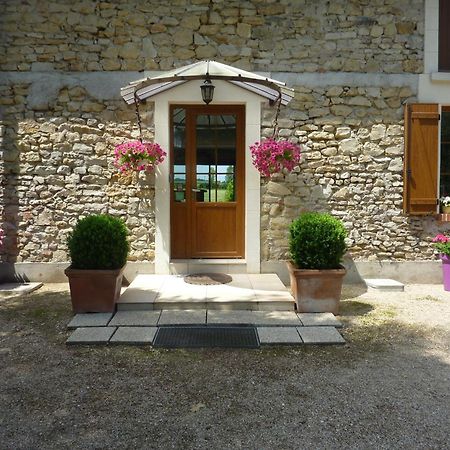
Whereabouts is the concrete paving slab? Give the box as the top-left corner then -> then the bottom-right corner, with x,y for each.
157,302 -> 208,311
117,302 -> 154,311
297,326 -> 345,345
109,311 -> 161,326
206,284 -> 256,301
206,301 -> 258,311
67,313 -> 113,329
156,277 -> 207,302
128,274 -> 170,289
158,310 -> 207,326
364,278 -> 404,291
207,310 -> 301,326
257,327 -> 302,345
66,327 -> 116,345
117,287 -> 158,305
250,311 -> 301,326
248,274 -> 288,290
253,289 -> 294,302
110,327 -> 157,344
0,282 -> 43,294
206,310 -> 254,325
297,312 -> 343,328
257,301 -> 294,311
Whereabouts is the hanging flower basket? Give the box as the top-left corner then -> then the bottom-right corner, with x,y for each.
113,140 -> 166,175
250,138 -> 301,177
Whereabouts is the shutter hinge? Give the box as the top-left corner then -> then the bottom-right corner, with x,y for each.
406,168 -> 412,176
437,199 -> 440,205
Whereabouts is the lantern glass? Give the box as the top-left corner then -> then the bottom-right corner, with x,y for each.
201,79 -> 215,105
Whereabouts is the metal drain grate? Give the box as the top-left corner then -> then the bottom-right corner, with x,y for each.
153,326 -> 260,348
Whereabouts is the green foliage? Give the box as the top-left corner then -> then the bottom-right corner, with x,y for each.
289,212 -> 347,269
225,178 -> 234,201
67,214 -> 129,270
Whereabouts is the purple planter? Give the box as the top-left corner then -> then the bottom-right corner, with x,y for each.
441,255 -> 450,291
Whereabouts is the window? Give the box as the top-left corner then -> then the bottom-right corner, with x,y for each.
439,0 -> 450,72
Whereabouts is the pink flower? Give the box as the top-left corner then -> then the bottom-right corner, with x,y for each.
113,140 -> 166,175
432,234 -> 449,243
250,138 -> 301,177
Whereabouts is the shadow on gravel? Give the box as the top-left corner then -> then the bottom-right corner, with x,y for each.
0,288 -> 72,343
341,283 -> 368,299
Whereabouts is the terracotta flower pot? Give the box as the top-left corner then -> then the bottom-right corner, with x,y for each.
65,266 -> 125,313
286,261 -> 346,315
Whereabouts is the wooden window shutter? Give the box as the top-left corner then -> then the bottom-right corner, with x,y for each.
439,0 -> 450,71
403,103 -> 439,215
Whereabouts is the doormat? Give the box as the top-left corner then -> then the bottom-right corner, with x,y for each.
153,326 -> 259,348
184,273 -> 232,285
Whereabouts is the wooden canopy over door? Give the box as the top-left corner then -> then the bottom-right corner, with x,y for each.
170,105 -> 245,259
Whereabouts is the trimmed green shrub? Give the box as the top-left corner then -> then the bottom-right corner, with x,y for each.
67,214 -> 129,270
289,212 -> 347,270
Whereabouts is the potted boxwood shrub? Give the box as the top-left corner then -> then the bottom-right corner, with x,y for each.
65,214 -> 130,313
287,212 -> 347,314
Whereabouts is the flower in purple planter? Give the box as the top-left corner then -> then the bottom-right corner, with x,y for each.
432,233 -> 450,256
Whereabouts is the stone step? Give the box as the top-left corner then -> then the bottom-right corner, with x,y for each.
116,273 -> 296,312
68,311 -> 342,329
117,299 -> 295,311
66,325 -> 345,346
364,278 -> 405,292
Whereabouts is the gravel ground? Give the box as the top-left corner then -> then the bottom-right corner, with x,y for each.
0,283 -> 449,449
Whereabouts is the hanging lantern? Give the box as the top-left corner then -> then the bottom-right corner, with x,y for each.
200,77 -> 215,105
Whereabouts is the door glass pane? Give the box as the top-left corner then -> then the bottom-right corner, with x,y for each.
173,108 -> 186,202
195,114 -> 237,203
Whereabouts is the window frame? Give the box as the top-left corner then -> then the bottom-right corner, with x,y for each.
439,0 -> 450,72
439,105 -> 450,200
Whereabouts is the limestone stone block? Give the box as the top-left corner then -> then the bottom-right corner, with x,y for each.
348,96 -> 371,107
396,21 -> 415,34
173,29 -> 193,46
218,44 -> 239,57
335,127 -> 351,139
339,138 -> 360,155
388,158 -> 403,172
237,22 -> 252,38
333,187 -> 350,199
181,15 -> 200,30
119,43 -> 141,59
370,25 -> 384,37
330,105 -> 352,117
370,124 -> 386,141
267,181 -> 291,196
151,23 -> 167,33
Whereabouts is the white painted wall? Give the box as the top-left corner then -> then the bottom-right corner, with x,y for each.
418,0 -> 450,102
152,80 -> 265,274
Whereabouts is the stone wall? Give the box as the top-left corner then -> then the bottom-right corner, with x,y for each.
2,0 -> 447,268
260,83 -> 450,263
1,0 -> 423,73
0,82 -> 157,263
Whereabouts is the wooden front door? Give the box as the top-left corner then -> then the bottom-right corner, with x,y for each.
170,105 -> 245,259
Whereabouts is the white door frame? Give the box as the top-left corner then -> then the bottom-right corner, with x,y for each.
152,80 -> 264,274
